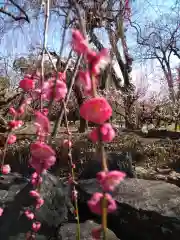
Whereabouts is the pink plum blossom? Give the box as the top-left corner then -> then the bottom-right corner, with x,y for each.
8,120 -> 23,129
19,78 -> 35,92
30,142 -> 55,159
80,97 -> 112,124
88,192 -> 117,215
25,210 -> 35,220
29,190 -> 40,198
42,78 -> 67,101
0,208 -> 3,216
96,170 -> 126,192
7,134 -> 17,144
32,222 -> 41,232
9,107 -> 17,117
34,111 -> 50,134
1,164 -> 11,174
71,29 -> 89,55
89,123 -> 115,143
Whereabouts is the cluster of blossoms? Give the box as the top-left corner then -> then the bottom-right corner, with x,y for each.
72,29 -> 126,239
20,72 -> 68,235
0,65 -> 68,234
0,96 -> 32,176
0,91 -> 33,216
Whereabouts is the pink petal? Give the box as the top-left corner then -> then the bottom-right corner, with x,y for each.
80,97 -> 112,124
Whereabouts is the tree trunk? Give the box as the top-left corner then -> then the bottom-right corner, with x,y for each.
124,96 -> 137,130
160,54 -> 175,102
79,116 -> 88,133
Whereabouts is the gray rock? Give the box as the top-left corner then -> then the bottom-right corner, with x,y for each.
79,152 -> 136,180
77,178 -> 180,240
0,172 -> 70,239
59,220 -> 120,240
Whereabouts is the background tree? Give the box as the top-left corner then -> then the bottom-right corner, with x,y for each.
130,1 -> 180,102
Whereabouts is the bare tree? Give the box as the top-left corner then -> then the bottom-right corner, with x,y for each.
131,4 -> 180,102
61,0 -> 137,129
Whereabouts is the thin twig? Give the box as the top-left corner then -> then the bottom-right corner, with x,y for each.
46,9 -> 71,114
46,49 -> 72,115
45,48 -> 57,71
62,100 -> 80,240
51,55 -> 82,138
64,49 -> 73,73
5,0 -> 30,22
70,0 -> 86,37
56,8 -> 71,70
40,0 -> 50,111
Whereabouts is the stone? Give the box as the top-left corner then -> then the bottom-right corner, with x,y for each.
138,129 -> 180,140
79,152 -> 136,180
59,220 -> 120,240
135,166 -> 150,178
155,174 -> 167,180
0,172 -> 70,239
156,168 -> 171,174
76,178 -> 180,240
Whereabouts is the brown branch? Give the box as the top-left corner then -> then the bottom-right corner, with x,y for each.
0,0 -> 30,23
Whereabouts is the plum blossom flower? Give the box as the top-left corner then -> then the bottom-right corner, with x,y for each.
80,97 -> 112,124
31,172 -> 38,179
77,70 -> 99,96
71,189 -> 78,201
88,192 -> 117,215
8,120 -> 23,129
77,70 -> 92,92
34,111 -> 50,134
1,164 -> 11,174
42,108 -> 49,116
89,123 -> 115,143
92,227 -> 102,240
71,30 -> 110,76
25,210 -> 34,220
63,139 -> 72,148
89,48 -> 110,76
16,105 -> 25,116
29,155 -> 56,174
32,221 -> 41,232
9,107 -> 17,116
23,97 -> 32,105
71,29 -> 89,55
42,78 -> 67,101
30,142 -> 55,159
31,172 -> 42,185
29,190 -> 40,198
52,72 -> 66,82
0,207 -> 3,216
96,170 -> 126,192
36,198 -> 44,209
7,134 -> 17,144
30,142 -> 56,173
19,78 -> 35,92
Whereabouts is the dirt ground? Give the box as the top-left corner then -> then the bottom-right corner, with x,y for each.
0,122 -> 179,180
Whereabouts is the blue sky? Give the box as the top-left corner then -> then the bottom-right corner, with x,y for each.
0,0 -> 179,94
0,0 -> 177,57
